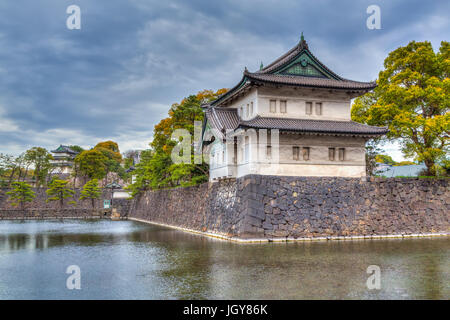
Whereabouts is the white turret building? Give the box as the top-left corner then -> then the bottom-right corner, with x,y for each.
202,36 -> 388,181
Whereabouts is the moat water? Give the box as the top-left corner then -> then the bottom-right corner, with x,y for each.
0,219 -> 448,299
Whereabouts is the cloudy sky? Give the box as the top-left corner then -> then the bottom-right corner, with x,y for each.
0,0 -> 448,160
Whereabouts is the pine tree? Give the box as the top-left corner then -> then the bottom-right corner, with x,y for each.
80,179 -> 101,209
46,178 -> 76,208
6,181 -> 36,210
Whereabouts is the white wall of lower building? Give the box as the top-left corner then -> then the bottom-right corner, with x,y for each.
209,132 -> 367,180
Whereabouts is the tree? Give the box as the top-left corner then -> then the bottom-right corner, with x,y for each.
0,153 -> 28,185
365,139 -> 384,176
351,40 -> 449,176
394,161 -> 416,166
93,141 -> 125,183
74,149 -> 108,181
6,182 -> 36,209
375,154 -> 396,165
151,89 -> 226,189
80,179 -> 101,209
46,178 -> 76,208
69,145 -> 84,153
127,88 -> 227,195
126,149 -> 153,197
24,147 -> 53,187
94,141 -> 122,162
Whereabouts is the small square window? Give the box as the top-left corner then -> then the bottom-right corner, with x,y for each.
293,146 -> 300,160
280,100 -> 287,113
302,147 -> 310,161
305,102 -> 312,115
339,148 -> 345,161
329,148 -> 335,161
315,102 -> 322,115
270,100 -> 277,113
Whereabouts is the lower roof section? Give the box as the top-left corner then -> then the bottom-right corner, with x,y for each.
204,107 -> 388,138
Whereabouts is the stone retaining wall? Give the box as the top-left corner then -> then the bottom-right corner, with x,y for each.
0,188 -> 111,210
128,179 -> 247,238
0,188 -> 130,220
128,176 -> 450,240
0,209 -> 107,220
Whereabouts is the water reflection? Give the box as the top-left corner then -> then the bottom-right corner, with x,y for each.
0,220 -> 448,299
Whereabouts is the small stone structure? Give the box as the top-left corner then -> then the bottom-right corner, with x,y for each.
128,176 -> 449,240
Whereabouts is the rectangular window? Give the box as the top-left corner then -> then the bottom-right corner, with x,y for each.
329,148 -> 335,161
223,150 -> 225,163
240,106 -> 243,118
266,145 -> 272,158
250,102 -> 253,116
280,100 -> 287,113
270,100 -> 277,113
315,102 -> 322,115
305,102 -> 312,115
293,146 -> 300,161
246,104 -> 249,118
338,148 -> 345,161
302,147 -> 310,161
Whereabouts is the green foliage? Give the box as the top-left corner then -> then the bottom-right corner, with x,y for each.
375,154 -> 396,165
365,139 -> 383,176
46,178 -> 76,207
24,147 -> 53,187
126,149 -> 154,197
69,145 -> 84,153
73,141 -> 125,182
128,89 -> 227,196
351,40 -> 449,176
0,153 -> 29,185
393,161 -> 416,166
6,181 -> 36,209
94,141 -> 122,162
74,149 -> 108,180
80,179 -> 101,208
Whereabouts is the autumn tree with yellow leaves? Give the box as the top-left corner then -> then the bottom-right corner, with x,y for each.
128,88 -> 227,195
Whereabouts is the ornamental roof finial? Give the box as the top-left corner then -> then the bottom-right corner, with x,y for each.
260,61 -> 263,70
299,31 -> 308,49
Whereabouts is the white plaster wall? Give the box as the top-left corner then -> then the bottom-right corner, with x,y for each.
226,88 -> 258,120
209,132 -> 367,180
257,87 -> 351,121
113,191 -> 131,199
249,163 -> 366,177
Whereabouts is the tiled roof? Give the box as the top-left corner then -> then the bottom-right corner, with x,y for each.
245,71 -> 376,90
258,39 -> 341,79
51,145 -> 79,154
211,38 -> 376,107
204,107 -> 388,137
240,116 -> 389,135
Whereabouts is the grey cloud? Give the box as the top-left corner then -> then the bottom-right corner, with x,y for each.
0,0 -> 448,155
